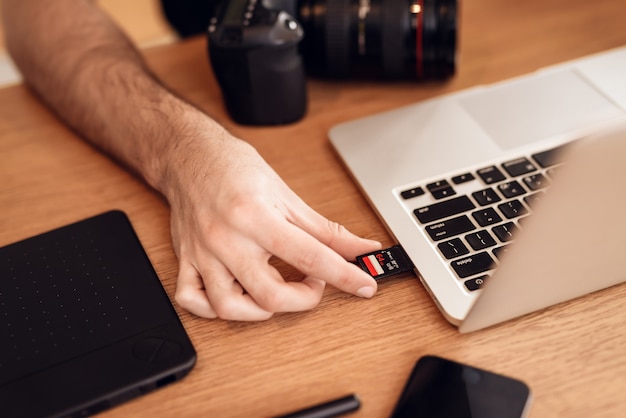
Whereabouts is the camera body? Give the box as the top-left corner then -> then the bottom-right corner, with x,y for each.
208,0 -> 306,125
208,0 -> 457,126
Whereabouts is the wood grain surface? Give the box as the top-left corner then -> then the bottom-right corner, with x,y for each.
2,0 -> 626,417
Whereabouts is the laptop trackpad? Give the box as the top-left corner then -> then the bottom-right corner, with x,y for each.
459,69 -> 624,150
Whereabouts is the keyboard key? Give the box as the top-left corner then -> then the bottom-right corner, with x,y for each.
546,166 -> 562,178
498,199 -> 528,219
524,191 -> 545,207
492,222 -> 518,242
427,180 -> 456,199
451,252 -> 494,278
472,188 -> 501,206
472,207 -> 503,226
477,166 -> 506,184
401,187 -> 425,200
502,157 -> 537,177
425,215 -> 476,241
465,275 -> 488,291
532,144 -> 570,168
438,238 -> 470,259
414,195 -> 475,224
452,173 -> 475,184
492,245 -> 510,260
523,173 -> 550,191
498,180 -> 527,198
465,231 -> 497,250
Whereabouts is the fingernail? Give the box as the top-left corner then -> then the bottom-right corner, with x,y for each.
357,286 -> 376,298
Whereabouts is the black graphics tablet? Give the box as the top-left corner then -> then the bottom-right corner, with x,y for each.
0,210 -> 196,417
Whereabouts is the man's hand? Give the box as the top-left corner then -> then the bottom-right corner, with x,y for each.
3,0 -> 380,321
164,129 -> 381,320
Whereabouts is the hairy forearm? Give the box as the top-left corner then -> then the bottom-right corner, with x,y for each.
3,1 -> 382,320
2,0 -> 222,193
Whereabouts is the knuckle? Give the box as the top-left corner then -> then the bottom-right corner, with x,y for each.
175,286 -> 218,319
227,195 -> 250,220
301,289 -> 323,311
294,250 -> 323,274
223,198 -> 264,234
254,288 -> 287,312
324,220 -> 348,245
174,286 -> 195,308
211,297 -> 242,320
235,265 -> 287,312
213,297 -> 274,321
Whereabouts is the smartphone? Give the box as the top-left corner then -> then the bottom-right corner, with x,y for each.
391,355 -> 531,418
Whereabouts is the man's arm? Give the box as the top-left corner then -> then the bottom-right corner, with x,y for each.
3,0 -> 195,189
2,0 -> 380,320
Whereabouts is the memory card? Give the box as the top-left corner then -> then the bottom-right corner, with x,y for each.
355,245 -> 415,280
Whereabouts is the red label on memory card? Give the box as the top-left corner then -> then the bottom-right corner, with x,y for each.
356,245 -> 414,280
362,254 -> 385,276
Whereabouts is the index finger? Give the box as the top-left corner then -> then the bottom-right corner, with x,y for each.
262,220 -> 378,298
284,194 -> 382,260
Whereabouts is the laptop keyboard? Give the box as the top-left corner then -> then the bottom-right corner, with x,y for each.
400,144 -> 569,292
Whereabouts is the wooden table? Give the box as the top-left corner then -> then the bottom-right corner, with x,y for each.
2,0 -> 626,416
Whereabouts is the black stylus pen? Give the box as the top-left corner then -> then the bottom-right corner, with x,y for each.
276,394 -> 361,418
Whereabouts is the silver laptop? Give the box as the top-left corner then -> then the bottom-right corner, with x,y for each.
329,46 -> 626,333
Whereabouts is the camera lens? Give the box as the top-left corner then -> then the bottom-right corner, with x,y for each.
297,0 -> 457,79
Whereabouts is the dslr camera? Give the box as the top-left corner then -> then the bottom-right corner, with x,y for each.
208,0 -> 457,125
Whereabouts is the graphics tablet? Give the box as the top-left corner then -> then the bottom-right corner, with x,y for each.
0,210 -> 196,417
